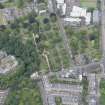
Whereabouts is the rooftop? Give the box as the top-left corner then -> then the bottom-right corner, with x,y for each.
0,51 -> 18,74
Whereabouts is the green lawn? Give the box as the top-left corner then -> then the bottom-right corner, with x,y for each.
80,0 -> 97,8
100,79 -> 105,105
37,16 -> 71,72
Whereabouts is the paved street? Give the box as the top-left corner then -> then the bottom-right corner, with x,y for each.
101,0 -> 105,55
52,0 -> 73,63
38,82 -> 49,105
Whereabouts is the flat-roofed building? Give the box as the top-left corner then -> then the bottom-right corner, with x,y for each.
70,6 -> 87,17
69,6 -> 91,25
65,0 -> 80,16
56,0 -> 64,4
0,51 -> 18,74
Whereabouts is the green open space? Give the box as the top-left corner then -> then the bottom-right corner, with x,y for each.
36,15 -> 71,72
80,0 -> 97,8
100,79 -> 105,105
65,25 -> 101,62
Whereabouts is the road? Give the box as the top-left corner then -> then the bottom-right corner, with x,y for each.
100,0 -> 105,56
52,0 -> 73,63
38,82 -> 49,105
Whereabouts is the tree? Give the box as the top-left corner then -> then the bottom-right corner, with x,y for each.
15,0 -> 24,8
43,18 -> 49,24
0,3 -> 4,9
50,13 -> 57,22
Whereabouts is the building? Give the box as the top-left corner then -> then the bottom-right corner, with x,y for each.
70,6 -> 87,17
70,6 -> 91,25
63,6 -> 91,26
56,0 -> 66,16
0,51 -> 18,74
65,0 -> 80,16
58,68 -> 83,81
0,3 -> 33,25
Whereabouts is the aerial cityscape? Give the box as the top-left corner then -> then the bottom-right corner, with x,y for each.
0,0 -> 105,105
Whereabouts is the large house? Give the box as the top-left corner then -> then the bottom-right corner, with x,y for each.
64,6 -> 91,26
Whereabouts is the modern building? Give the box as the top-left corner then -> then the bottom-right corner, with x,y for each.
0,51 -> 18,74
70,6 -> 91,25
65,0 -> 80,16
0,3 -> 33,25
58,68 -> 83,81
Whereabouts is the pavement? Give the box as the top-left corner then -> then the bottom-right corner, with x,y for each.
100,0 -> 105,55
52,0 -> 73,63
38,82 -> 49,105
87,74 -> 101,105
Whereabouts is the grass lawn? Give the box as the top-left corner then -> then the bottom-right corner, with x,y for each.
3,2 -> 15,8
100,79 -> 105,105
65,25 -> 101,61
80,0 -> 97,8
